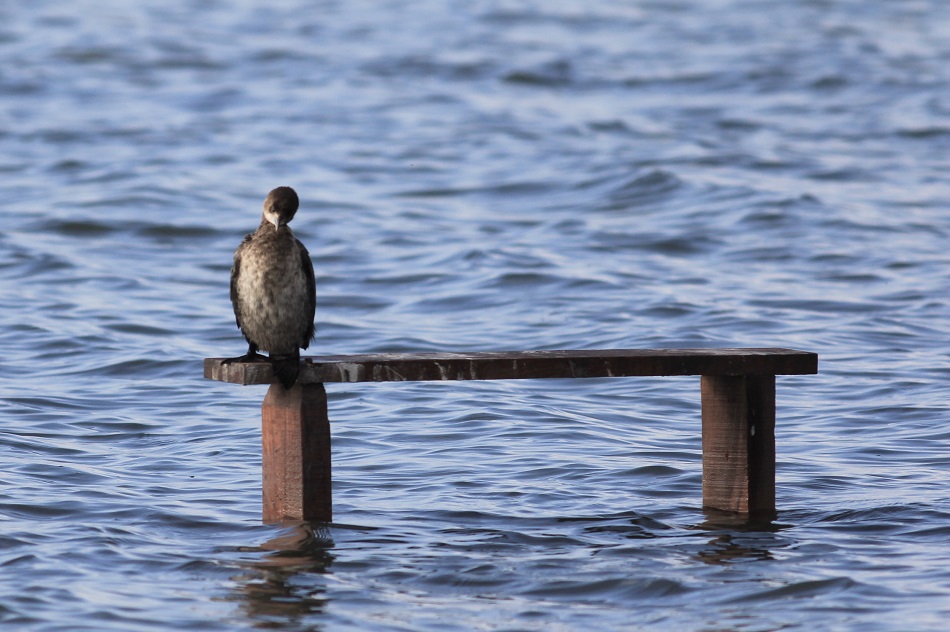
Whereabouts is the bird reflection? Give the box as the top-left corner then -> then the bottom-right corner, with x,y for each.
230,523 -> 335,630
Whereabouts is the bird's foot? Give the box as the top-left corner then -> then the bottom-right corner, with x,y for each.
222,351 -> 266,365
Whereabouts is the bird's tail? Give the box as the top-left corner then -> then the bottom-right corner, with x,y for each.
271,351 -> 301,390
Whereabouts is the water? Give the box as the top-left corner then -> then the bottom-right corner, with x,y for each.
2,0 -> 950,629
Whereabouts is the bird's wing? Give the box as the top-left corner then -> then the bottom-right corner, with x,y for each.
230,234 -> 252,329
298,238 -> 316,348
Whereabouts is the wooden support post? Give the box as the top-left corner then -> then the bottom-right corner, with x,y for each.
261,382 -> 332,523
206,349 -> 814,522
701,375 -> 776,518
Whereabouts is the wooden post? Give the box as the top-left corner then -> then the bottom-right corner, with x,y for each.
206,349 -> 815,522
701,375 -> 776,518
261,382 -> 332,523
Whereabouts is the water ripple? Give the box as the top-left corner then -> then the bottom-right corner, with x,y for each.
3,0 -> 950,630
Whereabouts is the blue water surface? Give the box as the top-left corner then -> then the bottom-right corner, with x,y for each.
3,0 -> 950,629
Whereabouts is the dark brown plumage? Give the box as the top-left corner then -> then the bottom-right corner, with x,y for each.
223,186 -> 316,389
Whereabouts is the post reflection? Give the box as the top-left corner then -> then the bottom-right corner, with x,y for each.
698,507 -> 782,532
694,508 -> 787,565
230,522 -> 335,630
697,532 -> 776,564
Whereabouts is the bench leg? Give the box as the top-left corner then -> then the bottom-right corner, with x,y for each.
261,382 -> 332,523
701,375 -> 776,518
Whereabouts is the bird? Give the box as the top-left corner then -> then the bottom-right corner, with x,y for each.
223,186 -> 316,389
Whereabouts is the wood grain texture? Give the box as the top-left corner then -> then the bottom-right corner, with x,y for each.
261,383 -> 331,523
701,375 -> 776,518
206,348 -> 817,385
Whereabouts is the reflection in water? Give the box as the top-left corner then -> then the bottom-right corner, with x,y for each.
696,508 -> 784,533
230,523 -> 335,630
694,509 -> 787,565
698,532 -> 775,565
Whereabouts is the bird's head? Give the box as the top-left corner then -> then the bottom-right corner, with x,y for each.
262,186 -> 299,231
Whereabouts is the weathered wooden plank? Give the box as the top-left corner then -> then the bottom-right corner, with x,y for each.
700,375 -> 776,518
205,348 -> 817,385
262,383 -> 332,523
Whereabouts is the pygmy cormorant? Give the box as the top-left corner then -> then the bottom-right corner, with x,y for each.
224,186 -> 316,389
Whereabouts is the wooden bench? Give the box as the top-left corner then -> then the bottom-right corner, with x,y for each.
204,348 -> 818,523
